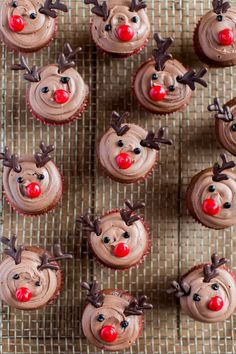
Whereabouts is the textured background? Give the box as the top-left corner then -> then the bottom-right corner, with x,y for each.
0,0 -> 236,353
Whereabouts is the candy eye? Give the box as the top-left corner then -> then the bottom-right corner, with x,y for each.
168,85 -> 175,92
133,148 -> 141,155
208,185 -> 216,192
30,13 -> 37,19
117,140 -> 124,147
17,177 -> 23,184
123,232 -> 130,239
193,293 -> 201,302
97,314 -> 105,322
152,73 -> 158,80
60,77 -> 70,84
217,14 -> 223,21
12,1 -> 17,7
223,202 -> 231,209
231,124 -> 236,132
212,283 -> 219,291
41,87 -> 49,93
105,24 -> 112,31
37,174 -> 44,180
131,16 -> 138,23
35,281 -> 41,286
103,237 -> 110,244
121,320 -> 129,328
13,274 -> 20,280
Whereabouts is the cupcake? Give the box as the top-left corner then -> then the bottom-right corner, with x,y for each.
11,43 -> 89,125
84,0 -> 151,58
167,253 -> 236,323
78,200 -> 150,270
0,141 -> 63,216
133,32 -> 208,115
81,280 -> 152,351
208,97 -> 236,156
0,235 -> 72,310
193,0 -> 236,67
186,153 -> 236,229
0,0 -> 68,53
97,111 -> 173,184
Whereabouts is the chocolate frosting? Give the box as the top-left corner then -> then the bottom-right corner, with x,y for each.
198,6 -> 236,64
90,0 -> 150,55
0,0 -> 56,52
3,155 -> 63,215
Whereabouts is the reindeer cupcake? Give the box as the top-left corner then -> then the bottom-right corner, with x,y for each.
97,111 -> 173,184
78,200 -> 150,270
167,253 -> 236,323
81,281 -> 152,350
186,153 -> 236,229
85,0 -> 150,57
0,141 -> 63,216
0,235 -> 72,310
133,33 -> 208,115
0,0 -> 68,53
11,43 -> 89,125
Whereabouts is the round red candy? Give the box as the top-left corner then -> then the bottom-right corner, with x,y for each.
116,152 -> 133,169
26,182 -> 41,199
100,325 -> 118,342
113,243 -> 130,258
149,85 -> 166,101
202,198 -> 220,216
117,25 -> 134,42
54,89 -> 70,104
218,28 -> 234,46
8,15 -> 25,32
16,287 -> 32,302
208,296 -> 224,312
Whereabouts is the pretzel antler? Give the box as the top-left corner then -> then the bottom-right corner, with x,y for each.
212,153 -> 235,182
11,56 -> 40,83
39,0 -> 68,18
124,295 -> 152,316
140,128 -> 173,151
34,141 -> 55,168
212,0 -> 231,14
111,111 -> 130,136
176,68 -> 208,91
167,280 -> 191,297
120,200 -> 145,226
208,98 -> 233,123
0,235 -> 24,265
38,244 -> 72,271
84,0 -> 109,20
0,147 -> 21,173
130,0 -> 147,12
57,43 -> 82,73
77,212 -> 102,236
81,281 -> 105,308
203,253 -> 228,282
153,33 -> 174,71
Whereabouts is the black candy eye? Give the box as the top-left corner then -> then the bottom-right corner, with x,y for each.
123,232 -> 130,239
212,283 -> 219,291
30,13 -> 37,19
134,147 -> 141,155
208,185 -> 216,192
217,14 -> 223,21
60,77 -> 70,84
35,281 -> 41,286
223,202 -> 231,209
193,293 -> 201,302
41,87 -> 49,93
169,85 -> 175,92
121,320 -> 129,328
17,177 -> 23,184
12,1 -> 17,7
103,237 -> 110,244
152,73 -> 158,80
231,124 -> 236,132
97,314 -> 105,322
117,140 -> 124,147
131,16 -> 138,23
105,24 -> 112,31
13,274 -> 20,280
37,174 -> 44,180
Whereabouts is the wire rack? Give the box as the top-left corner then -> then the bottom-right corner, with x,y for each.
0,0 -> 236,353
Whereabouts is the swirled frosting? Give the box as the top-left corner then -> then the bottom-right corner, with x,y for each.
197,7 -> 236,64
0,0 -> 56,52
134,59 -> 192,114
28,65 -> 89,124
90,0 -> 150,55
187,168 -> 236,229
82,289 -> 143,351
3,155 -> 63,215
90,210 -> 149,269
0,247 -> 61,310
180,265 -> 236,323
98,123 -> 157,183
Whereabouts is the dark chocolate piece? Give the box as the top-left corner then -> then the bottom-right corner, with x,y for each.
34,141 -> 55,168
212,0 -> 231,14
81,281 -> 105,308
39,0 -> 68,18
212,153 -> 235,182
77,212 -> 102,236
140,127 -> 173,151
111,111 -> 130,136
0,235 -> 24,265
130,0 -> 147,12
58,43 -> 82,73
176,68 -> 208,91
0,147 -> 21,173
84,0 -> 109,20
11,56 -> 40,83
203,253 -> 228,283
124,295 -> 152,316
120,200 -> 145,226
38,244 -> 72,271
167,280 -> 191,297
153,32 -> 174,71
208,98 -> 233,122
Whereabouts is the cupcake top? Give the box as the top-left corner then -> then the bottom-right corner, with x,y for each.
0,0 -> 68,52
0,141 -> 62,215
168,253 -> 236,323
78,200 -> 149,269
134,33 -> 208,114
11,44 -> 88,124
208,97 -> 236,155
0,235 -> 72,310
85,0 -> 150,55
98,111 -> 173,183
198,0 -> 236,64
81,281 -> 152,351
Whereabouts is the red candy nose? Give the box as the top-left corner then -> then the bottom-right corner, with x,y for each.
117,25 -> 134,42
100,325 -> 118,343
26,182 -> 41,199
54,89 -> 70,104
149,85 -> 166,101
16,287 -> 32,302
218,28 -> 234,46
113,243 -> 130,258
208,296 -> 224,312
202,198 -> 220,216
8,15 -> 25,32
116,152 -> 133,169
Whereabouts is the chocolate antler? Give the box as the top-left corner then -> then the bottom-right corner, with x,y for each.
212,0 -> 230,14
212,153 -> 235,182
84,0 -> 109,20
38,244 -> 72,271
77,212 -> 102,236
140,128 -> 173,151
58,43 -> 82,73
81,281 -> 105,308
120,200 -> 145,226
203,253 -> 228,282
39,0 -> 68,18
11,56 -> 40,83
167,280 -> 191,297
111,111 -> 130,136
153,33 -> 174,71
124,295 -> 152,316
0,236 -> 24,265
0,147 -> 21,173
34,141 -> 55,168
130,0 -> 147,12
208,98 -> 233,123
176,68 -> 208,91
